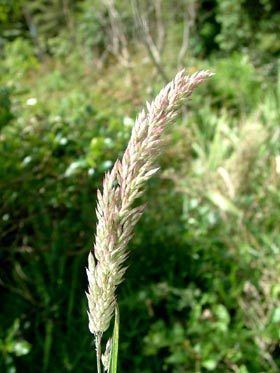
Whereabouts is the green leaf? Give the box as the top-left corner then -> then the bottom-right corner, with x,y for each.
13,340 -> 31,356
202,359 -> 218,370
109,305 -> 120,373
272,307 -> 280,323
207,191 -> 241,216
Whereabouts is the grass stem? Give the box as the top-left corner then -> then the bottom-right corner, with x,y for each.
95,333 -> 102,373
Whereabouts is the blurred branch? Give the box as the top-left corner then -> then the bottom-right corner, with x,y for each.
154,0 -> 165,57
177,0 -> 197,68
62,0 -> 75,39
102,0 -> 130,66
130,0 -> 169,83
22,6 -> 45,60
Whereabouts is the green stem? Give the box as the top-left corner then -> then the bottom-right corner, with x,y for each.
95,333 -> 102,373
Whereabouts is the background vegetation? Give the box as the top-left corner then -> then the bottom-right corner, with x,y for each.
0,1 -> 279,372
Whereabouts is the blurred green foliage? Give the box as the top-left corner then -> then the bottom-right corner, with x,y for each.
0,1 -> 279,372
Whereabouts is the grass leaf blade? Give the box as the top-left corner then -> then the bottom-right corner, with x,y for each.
109,305 -> 120,373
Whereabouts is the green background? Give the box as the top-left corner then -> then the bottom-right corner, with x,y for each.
0,1 -> 279,372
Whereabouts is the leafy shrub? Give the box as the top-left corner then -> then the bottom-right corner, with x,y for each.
1,38 -> 38,78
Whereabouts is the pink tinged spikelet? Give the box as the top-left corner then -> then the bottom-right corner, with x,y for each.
86,69 -> 213,337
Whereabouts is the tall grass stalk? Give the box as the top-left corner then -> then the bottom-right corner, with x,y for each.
86,69 -> 213,371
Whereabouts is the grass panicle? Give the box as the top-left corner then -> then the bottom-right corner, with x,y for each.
86,69 -> 213,370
